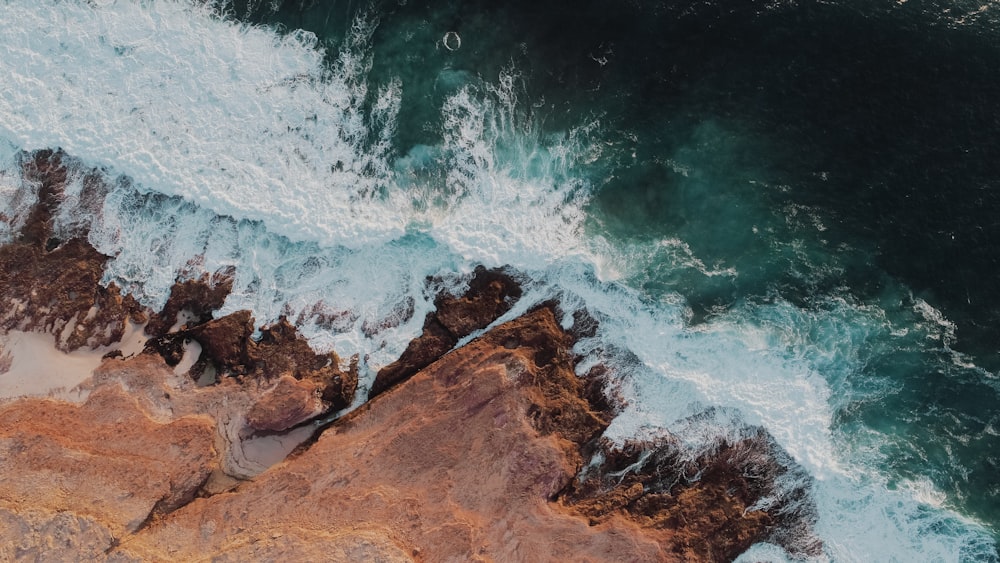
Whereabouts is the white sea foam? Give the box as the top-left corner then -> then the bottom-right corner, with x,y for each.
0,0 -> 595,384
0,1 -> 995,560
0,0 -> 407,247
546,267 -> 996,560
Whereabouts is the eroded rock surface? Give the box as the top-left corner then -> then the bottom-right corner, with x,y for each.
559,427 -> 822,561
105,307 -> 816,561
246,374 -> 325,433
146,310 -> 358,413
144,272 -> 234,337
370,265 -> 522,397
0,385 -> 217,559
0,151 -> 144,352
114,308 -> 661,561
0,149 -> 821,561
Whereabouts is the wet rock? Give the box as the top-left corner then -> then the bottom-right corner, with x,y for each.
0,152 -> 145,352
19,149 -> 66,247
557,422 -> 822,561
186,310 -> 255,372
145,271 -> 235,337
114,307 -> 671,561
147,312 -> 358,413
477,305 -> 610,448
434,265 -> 522,337
246,375 -> 325,433
249,317 -> 357,412
368,316 -> 455,397
370,266 -> 522,397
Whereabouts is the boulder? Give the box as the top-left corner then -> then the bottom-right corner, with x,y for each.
246,375 -> 326,433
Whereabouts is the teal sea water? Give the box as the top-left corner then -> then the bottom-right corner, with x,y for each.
1,0 -> 999,559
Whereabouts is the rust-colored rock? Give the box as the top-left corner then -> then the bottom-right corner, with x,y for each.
558,427 -> 822,562
371,266 -> 522,397
369,315 -> 455,397
0,149 -> 819,561
246,374 -> 325,433
435,265 -> 522,336
146,312 -> 357,412
114,307 -> 664,561
106,307 -> 815,561
0,296 -> 817,561
249,316 -> 356,411
18,149 -> 66,247
0,385 -> 218,559
144,271 -> 235,337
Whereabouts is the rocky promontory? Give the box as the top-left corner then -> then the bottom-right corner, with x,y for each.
0,150 -> 820,561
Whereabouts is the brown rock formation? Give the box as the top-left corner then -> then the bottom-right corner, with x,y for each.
151,311 -> 357,412
370,265 -> 522,397
0,385 -> 218,559
0,298 -> 818,561
249,317 -> 355,411
558,427 -> 822,561
185,309 -> 256,370
102,307 -> 814,561
144,271 -> 235,337
246,374 -> 325,433
2,149 -> 355,419
113,307 -> 662,560
0,151 -> 145,352
0,148 -> 819,560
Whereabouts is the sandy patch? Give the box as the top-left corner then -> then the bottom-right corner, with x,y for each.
0,321 -> 148,401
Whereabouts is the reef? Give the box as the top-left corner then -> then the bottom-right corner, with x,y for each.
0,150 -> 820,561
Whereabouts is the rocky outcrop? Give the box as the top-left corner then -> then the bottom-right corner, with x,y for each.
184,309 -> 255,371
0,385 -> 217,559
1,150 -> 356,416
100,307 -> 816,561
0,295 -> 818,561
370,265 -> 522,397
246,374 -> 325,433
143,271 -> 235,337
558,427 -> 822,561
145,310 -> 358,413
112,307 -> 664,560
0,148 -> 820,560
0,151 -> 145,352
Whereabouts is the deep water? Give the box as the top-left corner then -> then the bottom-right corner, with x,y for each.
2,0 -> 1000,559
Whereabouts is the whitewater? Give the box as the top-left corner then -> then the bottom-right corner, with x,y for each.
0,1 -> 996,560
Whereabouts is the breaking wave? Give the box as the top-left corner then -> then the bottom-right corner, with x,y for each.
0,1 -> 996,560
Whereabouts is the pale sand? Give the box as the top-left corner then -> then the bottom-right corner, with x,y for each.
0,321 -> 317,477
0,321 -> 148,401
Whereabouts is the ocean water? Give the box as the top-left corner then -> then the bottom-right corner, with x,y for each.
1,0 -> 999,560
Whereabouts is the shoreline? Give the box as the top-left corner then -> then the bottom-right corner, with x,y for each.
0,149 -> 819,561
